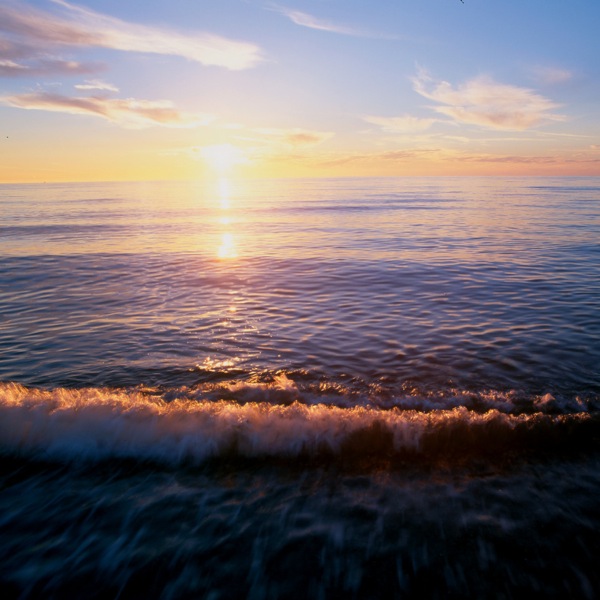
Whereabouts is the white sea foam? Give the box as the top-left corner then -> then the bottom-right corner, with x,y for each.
0,382 -> 596,465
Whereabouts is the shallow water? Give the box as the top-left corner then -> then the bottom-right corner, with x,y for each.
2,458 -> 599,599
1,177 -> 599,597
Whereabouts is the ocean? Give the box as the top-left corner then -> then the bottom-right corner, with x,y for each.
1,176 -> 599,598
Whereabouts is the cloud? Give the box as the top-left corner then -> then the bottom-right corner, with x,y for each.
457,153 -> 559,164
444,149 -> 600,166
530,66 -> 573,85
0,91 -> 214,128
0,0 -> 263,73
295,148 -> 600,172
363,114 -> 438,133
0,57 -> 29,75
320,148 -> 439,167
247,127 -> 334,147
164,127 -> 334,170
0,56 -> 98,76
270,4 -> 389,38
74,79 -> 119,92
0,36 -> 100,76
413,69 -> 565,130
277,8 -> 359,35
0,1 -> 100,46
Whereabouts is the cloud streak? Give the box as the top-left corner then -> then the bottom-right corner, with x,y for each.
319,148 -> 440,167
74,79 -> 119,92
0,0 -> 264,74
363,114 -> 438,133
452,152 -> 600,166
251,127 -> 334,147
0,91 -> 214,128
413,69 -> 565,130
271,4 -> 391,38
530,66 -> 573,85
228,127 -> 334,150
276,7 -> 359,35
289,148 -> 600,171
0,36 -> 100,76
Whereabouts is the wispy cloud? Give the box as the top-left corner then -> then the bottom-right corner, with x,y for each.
0,91 -> 214,128
413,68 -> 565,130
0,57 -> 98,77
0,35 -> 100,76
237,127 -> 335,153
277,8 -> 358,35
454,151 -> 600,166
270,4 -> 391,38
363,114 -> 438,133
284,147 -> 600,172
0,0 -> 264,75
530,66 -> 573,85
457,153 -> 559,164
251,127 -> 334,147
164,126 -> 334,169
74,79 -> 119,92
319,148 -> 440,167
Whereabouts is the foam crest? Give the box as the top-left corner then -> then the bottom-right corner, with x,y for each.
184,377 -> 598,416
0,382 -> 597,466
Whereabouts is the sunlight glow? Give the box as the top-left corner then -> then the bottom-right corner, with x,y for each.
217,232 -> 237,259
201,144 -> 247,175
218,177 -> 231,209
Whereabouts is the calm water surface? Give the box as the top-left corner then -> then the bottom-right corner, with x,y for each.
1,177 -> 598,394
1,177 -> 599,598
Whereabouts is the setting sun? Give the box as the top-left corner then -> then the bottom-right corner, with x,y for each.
201,144 -> 248,175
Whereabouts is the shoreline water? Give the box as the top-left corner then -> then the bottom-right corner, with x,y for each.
1,177 -> 599,597
2,447 -> 599,599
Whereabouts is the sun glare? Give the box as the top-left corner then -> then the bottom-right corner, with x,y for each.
201,144 -> 247,175
217,232 -> 237,259
218,177 -> 231,209
214,175 -> 239,259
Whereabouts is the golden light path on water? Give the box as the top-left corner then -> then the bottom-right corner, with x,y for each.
206,176 -> 243,372
217,232 -> 237,259
200,142 -> 247,260
215,177 -> 238,260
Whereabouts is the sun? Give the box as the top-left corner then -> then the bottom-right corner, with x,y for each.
201,144 -> 247,174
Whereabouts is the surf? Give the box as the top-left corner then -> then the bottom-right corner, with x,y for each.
2,381 -> 598,468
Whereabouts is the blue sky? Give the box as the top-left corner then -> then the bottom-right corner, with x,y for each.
1,0 -> 599,181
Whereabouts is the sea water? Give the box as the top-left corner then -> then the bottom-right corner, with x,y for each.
1,177 -> 599,598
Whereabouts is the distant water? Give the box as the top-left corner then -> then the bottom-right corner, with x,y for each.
1,177 -> 599,598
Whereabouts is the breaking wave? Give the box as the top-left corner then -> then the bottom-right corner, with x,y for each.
1,380 -> 598,467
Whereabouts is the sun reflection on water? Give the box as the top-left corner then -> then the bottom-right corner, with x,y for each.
215,178 -> 238,259
218,177 -> 231,210
217,232 -> 237,259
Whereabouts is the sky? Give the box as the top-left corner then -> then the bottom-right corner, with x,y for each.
1,0 -> 599,182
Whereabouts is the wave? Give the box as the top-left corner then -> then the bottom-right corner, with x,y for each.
1,380 -> 599,468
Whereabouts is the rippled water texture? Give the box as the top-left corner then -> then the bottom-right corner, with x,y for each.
1,177 -> 600,598
1,177 -> 599,395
